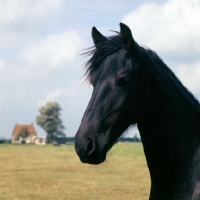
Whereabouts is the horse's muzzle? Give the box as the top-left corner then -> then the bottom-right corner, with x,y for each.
75,135 -> 106,165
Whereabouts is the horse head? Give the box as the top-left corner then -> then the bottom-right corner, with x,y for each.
75,23 -> 149,164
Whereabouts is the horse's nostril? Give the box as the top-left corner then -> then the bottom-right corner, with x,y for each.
86,138 -> 95,156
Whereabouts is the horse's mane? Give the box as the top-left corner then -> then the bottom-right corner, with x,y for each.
83,33 -> 200,113
144,48 -> 200,113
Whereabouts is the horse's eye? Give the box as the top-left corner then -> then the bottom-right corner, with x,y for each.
116,75 -> 131,86
123,75 -> 130,82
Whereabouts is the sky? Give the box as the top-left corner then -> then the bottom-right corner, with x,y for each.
1,0 -> 200,139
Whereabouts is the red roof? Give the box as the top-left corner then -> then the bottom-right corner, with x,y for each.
12,123 -> 37,137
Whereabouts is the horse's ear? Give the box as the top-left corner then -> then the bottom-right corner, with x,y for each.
92,27 -> 108,46
119,23 -> 139,54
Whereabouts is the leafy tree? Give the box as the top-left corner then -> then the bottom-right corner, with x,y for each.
36,102 -> 66,143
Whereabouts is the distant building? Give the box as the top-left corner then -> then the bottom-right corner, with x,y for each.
12,124 -> 37,144
34,136 -> 46,145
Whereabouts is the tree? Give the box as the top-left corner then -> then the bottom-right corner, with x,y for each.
36,102 -> 66,143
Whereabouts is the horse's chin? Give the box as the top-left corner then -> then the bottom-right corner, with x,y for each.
85,155 -> 106,165
79,151 -> 107,165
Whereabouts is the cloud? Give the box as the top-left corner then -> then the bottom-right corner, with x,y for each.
37,79 -> 92,111
37,90 -> 64,106
0,29 -> 88,112
0,0 -> 66,51
0,0 -> 62,28
0,60 -> 5,74
122,0 -> 200,95
0,30 -> 87,88
176,62 -> 200,93
122,0 -> 200,62
17,31 -> 86,77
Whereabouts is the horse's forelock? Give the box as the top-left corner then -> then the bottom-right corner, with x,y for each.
82,34 -> 124,82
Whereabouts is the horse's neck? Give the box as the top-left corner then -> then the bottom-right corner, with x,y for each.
137,95 -> 200,198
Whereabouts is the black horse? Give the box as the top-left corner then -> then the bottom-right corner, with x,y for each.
75,23 -> 200,200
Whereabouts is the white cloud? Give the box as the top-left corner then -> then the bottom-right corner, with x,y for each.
0,0 -> 65,51
0,30 -> 86,86
176,62 -> 200,94
0,60 -> 5,74
37,89 -> 64,106
122,0 -> 200,60
37,79 -> 91,110
18,31 -> 85,75
0,0 -> 62,27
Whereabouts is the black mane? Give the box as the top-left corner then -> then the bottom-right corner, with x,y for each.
144,48 -> 200,113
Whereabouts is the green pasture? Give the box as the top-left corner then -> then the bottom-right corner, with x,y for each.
0,143 -> 150,200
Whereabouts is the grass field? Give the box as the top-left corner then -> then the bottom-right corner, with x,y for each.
0,143 -> 150,200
